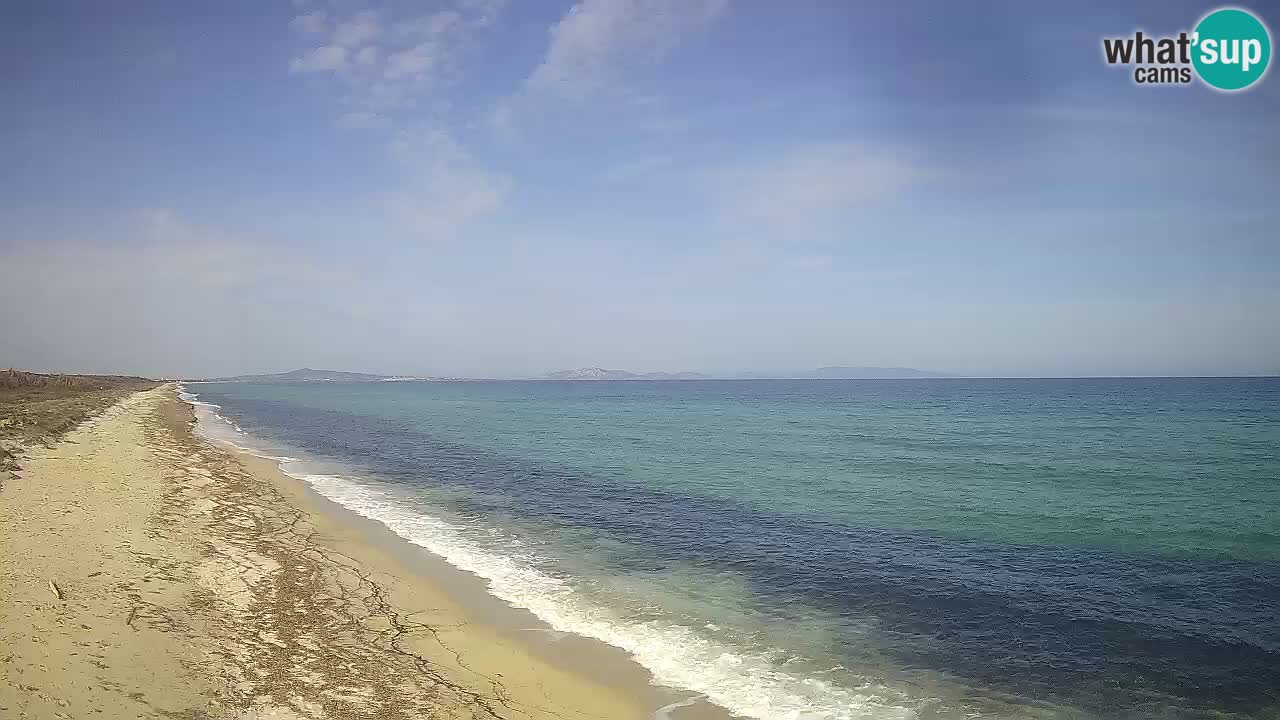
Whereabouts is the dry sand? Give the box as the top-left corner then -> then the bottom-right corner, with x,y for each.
0,385 -> 715,719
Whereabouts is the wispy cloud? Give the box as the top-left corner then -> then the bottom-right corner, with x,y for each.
387,129 -> 511,240
332,11 -> 381,47
602,154 -> 673,183
708,142 -> 927,236
0,210 -> 408,377
0,209 -> 334,301
335,111 -> 388,129
289,45 -> 348,74
353,46 -> 379,68
384,43 -> 439,80
491,0 -> 726,136
285,3 -> 513,237
527,0 -> 726,99
289,11 -> 327,34
287,2 -> 503,124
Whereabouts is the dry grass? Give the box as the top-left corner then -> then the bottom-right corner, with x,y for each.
0,369 -> 158,478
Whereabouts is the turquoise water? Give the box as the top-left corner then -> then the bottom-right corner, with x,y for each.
185,378 -> 1280,719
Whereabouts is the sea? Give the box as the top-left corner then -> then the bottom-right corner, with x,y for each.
179,378 -> 1280,720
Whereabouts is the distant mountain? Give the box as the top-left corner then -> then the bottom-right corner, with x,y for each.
199,368 -> 420,383
543,367 -> 638,380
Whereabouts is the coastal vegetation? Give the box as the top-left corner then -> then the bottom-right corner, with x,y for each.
0,369 -> 156,479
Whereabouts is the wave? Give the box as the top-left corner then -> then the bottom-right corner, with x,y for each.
178,385 -> 288,460
177,385 -> 916,720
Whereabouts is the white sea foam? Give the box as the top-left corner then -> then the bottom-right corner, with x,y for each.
653,696 -> 700,720
178,385 -> 286,460
178,385 -> 917,720
292,472 -> 916,720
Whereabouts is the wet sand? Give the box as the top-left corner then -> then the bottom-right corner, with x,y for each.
0,385 -> 733,719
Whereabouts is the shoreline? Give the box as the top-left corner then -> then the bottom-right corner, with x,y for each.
0,385 -> 731,719
182,382 -> 919,720
224,422 -> 734,720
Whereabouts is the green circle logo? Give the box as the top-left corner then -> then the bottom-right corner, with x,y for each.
1192,8 -> 1271,91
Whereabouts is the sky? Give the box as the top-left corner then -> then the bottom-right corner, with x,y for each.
2,0 -> 1278,378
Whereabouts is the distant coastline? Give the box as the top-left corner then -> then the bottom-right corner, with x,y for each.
192,367 -> 1280,384
196,365 -> 960,383
200,368 -> 440,383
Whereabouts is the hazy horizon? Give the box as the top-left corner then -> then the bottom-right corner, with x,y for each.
4,1 -> 1278,379
177,365 -> 1280,381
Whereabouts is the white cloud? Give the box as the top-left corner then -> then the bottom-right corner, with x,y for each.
488,0 -> 724,137
283,4 -> 512,241
387,129 -> 510,239
526,0 -> 726,100
384,43 -> 439,80
360,80 -> 412,110
288,3 -> 502,120
391,10 -> 463,42
332,11 -> 381,47
289,45 -> 348,73
290,11 -> 326,33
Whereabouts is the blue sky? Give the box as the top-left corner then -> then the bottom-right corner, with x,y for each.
2,0 -> 1278,377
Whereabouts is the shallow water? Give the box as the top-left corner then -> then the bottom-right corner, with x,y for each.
184,378 -> 1280,719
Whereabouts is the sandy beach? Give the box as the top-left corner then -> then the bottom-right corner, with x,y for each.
0,385 -> 721,720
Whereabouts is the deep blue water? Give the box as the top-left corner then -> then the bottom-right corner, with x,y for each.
186,378 -> 1280,719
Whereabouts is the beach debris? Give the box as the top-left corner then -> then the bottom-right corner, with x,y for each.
126,607 -> 138,627
48,579 -> 65,601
